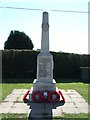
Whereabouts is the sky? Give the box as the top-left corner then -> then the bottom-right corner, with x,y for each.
0,0 -> 89,54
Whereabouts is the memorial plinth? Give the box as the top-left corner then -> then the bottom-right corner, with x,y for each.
33,52 -> 56,91
29,12 -> 56,101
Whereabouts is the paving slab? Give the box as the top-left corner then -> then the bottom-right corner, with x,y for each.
61,107 -> 80,114
17,95 -> 24,102
4,96 -> 18,102
58,103 -> 76,108
0,102 -> 14,108
12,89 -> 24,93
13,103 -> 28,108
0,107 -> 11,113
10,107 -> 29,114
71,98 -> 86,103
53,109 -> 62,116
75,102 -> 88,108
0,89 -> 89,118
64,95 -> 73,103
78,108 -> 88,113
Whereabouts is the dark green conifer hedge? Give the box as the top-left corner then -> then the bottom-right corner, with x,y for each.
2,50 -> 89,83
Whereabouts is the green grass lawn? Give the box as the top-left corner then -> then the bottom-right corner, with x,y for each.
1,113 -> 89,120
0,80 -> 89,119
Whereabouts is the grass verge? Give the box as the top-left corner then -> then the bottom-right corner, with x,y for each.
1,113 -> 89,120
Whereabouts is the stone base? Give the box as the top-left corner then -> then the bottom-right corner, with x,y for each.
29,87 -> 60,102
33,79 -> 56,91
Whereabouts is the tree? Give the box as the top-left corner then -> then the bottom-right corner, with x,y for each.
4,30 -> 34,50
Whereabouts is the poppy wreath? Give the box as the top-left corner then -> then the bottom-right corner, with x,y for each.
58,90 -> 65,103
31,91 -> 44,102
48,91 -> 60,103
23,89 -> 30,101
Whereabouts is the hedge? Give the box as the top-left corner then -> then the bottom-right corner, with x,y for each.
2,50 -> 89,83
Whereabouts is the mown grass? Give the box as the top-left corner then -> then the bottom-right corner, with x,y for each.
1,113 -> 89,120
1,113 -> 27,119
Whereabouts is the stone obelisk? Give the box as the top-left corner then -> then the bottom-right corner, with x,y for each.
24,12 -> 65,115
33,12 -> 56,92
